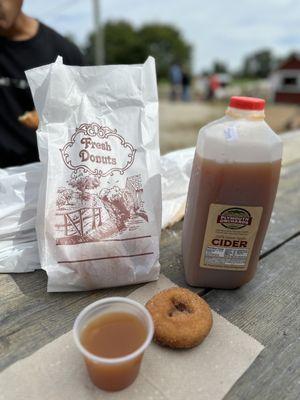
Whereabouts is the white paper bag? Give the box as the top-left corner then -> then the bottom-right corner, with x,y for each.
26,57 -> 161,291
0,162 -> 41,272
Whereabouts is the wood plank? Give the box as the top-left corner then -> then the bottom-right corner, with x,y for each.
0,226 -> 192,372
160,221 -> 190,289
281,130 -> 300,167
0,270 -> 139,371
204,235 -> 300,400
262,162 -> 300,253
1,160 -> 299,378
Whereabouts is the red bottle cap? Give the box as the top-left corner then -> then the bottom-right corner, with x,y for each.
229,96 -> 265,111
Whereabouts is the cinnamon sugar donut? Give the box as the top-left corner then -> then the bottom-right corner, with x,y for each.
146,287 -> 213,349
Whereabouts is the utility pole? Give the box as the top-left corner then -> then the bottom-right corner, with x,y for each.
92,0 -> 105,65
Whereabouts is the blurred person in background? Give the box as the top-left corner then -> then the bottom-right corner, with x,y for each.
169,62 -> 182,101
207,73 -> 220,100
0,0 -> 84,168
181,66 -> 191,101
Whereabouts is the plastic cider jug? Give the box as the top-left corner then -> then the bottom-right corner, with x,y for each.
182,96 -> 283,289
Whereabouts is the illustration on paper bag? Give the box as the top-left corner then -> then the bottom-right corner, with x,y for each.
55,123 -> 148,245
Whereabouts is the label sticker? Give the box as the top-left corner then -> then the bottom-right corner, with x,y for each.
200,204 -> 263,271
224,126 -> 238,141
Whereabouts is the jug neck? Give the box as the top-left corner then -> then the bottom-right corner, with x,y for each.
225,106 -> 265,120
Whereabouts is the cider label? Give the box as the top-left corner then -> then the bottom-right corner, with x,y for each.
200,204 -> 263,271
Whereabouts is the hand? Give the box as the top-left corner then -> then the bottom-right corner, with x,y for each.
18,110 -> 39,130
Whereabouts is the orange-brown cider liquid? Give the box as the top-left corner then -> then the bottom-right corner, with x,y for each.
182,154 -> 281,289
81,312 -> 147,391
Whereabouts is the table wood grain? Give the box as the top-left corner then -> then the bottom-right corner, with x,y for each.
0,161 -> 299,399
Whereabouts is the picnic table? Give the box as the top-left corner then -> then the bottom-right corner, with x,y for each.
1,131 -> 300,400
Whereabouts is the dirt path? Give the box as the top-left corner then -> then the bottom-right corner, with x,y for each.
159,100 -> 300,155
159,101 -> 223,154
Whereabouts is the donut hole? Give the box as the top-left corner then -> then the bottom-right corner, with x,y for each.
168,298 -> 192,317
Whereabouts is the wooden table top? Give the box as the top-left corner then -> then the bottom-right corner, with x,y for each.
1,149 -> 300,400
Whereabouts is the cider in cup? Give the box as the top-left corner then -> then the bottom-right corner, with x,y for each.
182,97 -> 282,289
73,298 -> 154,391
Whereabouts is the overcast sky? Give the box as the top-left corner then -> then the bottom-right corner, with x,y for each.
24,0 -> 300,72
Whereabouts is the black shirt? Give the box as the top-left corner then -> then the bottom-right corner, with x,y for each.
0,22 -> 85,168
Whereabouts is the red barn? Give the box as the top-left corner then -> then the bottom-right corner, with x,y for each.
271,54 -> 300,104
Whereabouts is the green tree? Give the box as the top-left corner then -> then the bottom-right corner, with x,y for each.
241,49 -> 276,78
84,21 -> 192,80
138,24 -> 191,79
85,21 -> 144,65
212,60 -> 228,74
105,21 -> 145,64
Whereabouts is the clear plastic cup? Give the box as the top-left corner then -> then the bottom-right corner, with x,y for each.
73,297 -> 154,392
